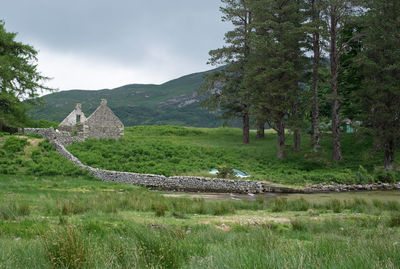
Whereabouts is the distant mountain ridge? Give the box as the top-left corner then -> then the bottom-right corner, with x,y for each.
29,68 -> 224,127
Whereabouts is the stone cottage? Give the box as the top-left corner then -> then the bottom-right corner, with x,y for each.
58,103 -> 86,133
58,99 -> 124,140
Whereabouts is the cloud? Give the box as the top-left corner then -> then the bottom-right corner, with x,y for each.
36,44 -> 212,91
1,0 -> 231,90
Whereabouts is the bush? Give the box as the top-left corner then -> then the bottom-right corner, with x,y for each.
152,203 -> 167,217
373,168 -> 400,183
2,136 -> 29,153
388,213 -> 400,227
217,166 -> 235,179
354,165 -> 374,184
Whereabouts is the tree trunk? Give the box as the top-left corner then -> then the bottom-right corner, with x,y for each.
256,121 -> 265,139
294,130 -> 301,151
277,116 -> 286,159
384,138 -> 396,170
293,99 -> 301,151
330,9 -> 342,161
242,104 -> 250,144
311,0 -> 320,152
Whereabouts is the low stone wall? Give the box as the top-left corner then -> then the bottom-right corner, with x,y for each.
23,127 -> 84,145
22,128 -> 400,194
304,182 -> 400,193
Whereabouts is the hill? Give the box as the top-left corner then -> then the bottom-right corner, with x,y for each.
28,68 -> 224,127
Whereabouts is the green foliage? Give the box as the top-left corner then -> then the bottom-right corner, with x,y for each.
373,168 -> 400,184
25,119 -> 59,129
2,136 -> 29,153
28,69 -> 224,128
152,203 -> 167,217
0,21 -> 53,131
68,126 -> 398,184
27,140 -> 88,177
216,166 -> 235,179
0,172 -> 399,268
388,214 -> 400,228
41,225 -> 91,269
351,0 -> 400,169
0,201 -> 30,221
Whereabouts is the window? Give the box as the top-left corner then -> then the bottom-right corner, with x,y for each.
76,114 -> 81,124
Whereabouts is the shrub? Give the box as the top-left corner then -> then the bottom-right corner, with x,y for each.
2,136 -> 29,153
374,168 -> 400,183
288,198 -> 310,211
354,165 -> 373,184
152,203 -> 167,217
272,198 -> 288,212
41,225 -> 91,269
291,218 -> 309,231
326,199 -> 343,213
217,166 -> 235,179
388,213 -> 400,227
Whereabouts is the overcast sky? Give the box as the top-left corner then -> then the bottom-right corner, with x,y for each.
1,0 -> 231,91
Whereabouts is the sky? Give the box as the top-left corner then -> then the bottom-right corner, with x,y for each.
1,0 -> 231,91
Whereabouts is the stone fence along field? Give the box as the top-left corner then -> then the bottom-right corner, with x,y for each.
23,128 -> 400,194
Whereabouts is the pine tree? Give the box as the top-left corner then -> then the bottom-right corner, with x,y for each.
354,0 -> 400,170
306,0 -> 323,152
203,0 -> 253,144
246,0 -> 307,158
320,0 -> 363,161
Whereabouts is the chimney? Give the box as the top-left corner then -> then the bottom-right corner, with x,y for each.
100,99 -> 107,106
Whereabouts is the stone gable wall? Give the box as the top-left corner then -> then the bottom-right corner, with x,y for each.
83,100 -> 124,140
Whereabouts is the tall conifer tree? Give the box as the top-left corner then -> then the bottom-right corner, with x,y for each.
246,0 -> 306,158
354,0 -> 400,170
203,0 -> 253,144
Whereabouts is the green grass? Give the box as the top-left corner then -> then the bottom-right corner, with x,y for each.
0,172 -> 399,268
68,125 -> 400,185
0,132 -> 399,268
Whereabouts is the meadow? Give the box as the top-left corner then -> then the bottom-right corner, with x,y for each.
68,125 -> 400,185
0,132 -> 400,268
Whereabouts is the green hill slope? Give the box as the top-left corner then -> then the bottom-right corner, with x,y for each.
29,68 -> 223,127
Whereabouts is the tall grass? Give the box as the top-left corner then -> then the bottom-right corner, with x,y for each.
68,126 -> 400,184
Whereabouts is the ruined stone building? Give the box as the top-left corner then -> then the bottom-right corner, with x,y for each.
58,99 -> 124,140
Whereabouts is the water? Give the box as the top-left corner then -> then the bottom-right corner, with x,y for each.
162,192 -> 278,201
162,190 -> 400,202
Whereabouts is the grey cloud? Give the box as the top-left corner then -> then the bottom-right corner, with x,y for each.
1,0 -> 231,66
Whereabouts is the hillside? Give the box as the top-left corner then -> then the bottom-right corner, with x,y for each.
28,68 -> 224,127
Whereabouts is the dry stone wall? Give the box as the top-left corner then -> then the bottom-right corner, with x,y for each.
22,128 -> 400,194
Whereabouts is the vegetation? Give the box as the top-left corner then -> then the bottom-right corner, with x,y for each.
202,0 -> 400,169
0,21 -> 53,132
0,133 -> 400,268
67,125 -> 400,185
27,68 -> 226,128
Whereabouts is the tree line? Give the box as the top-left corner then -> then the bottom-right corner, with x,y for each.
201,0 -> 400,170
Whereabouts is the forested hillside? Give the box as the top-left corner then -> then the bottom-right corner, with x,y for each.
28,68 -> 224,127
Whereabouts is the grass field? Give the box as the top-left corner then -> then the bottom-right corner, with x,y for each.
68,125 -> 400,185
1,130 -> 400,268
